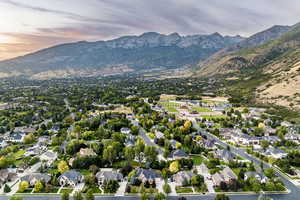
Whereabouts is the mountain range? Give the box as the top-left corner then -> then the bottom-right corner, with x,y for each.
0,32 -> 244,79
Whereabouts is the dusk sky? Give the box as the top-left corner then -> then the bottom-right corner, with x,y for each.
0,0 -> 300,61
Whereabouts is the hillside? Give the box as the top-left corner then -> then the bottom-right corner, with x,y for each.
196,24 -> 300,109
195,25 -> 291,77
0,32 -> 244,79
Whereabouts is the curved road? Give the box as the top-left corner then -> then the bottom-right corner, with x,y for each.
192,121 -> 300,200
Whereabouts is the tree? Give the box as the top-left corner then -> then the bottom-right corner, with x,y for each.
144,146 -> 158,163
9,197 -> 23,200
23,134 -> 34,144
58,160 -> 69,174
124,146 -> 135,162
154,192 -> 166,200
4,184 -> 11,193
74,191 -> 83,200
135,138 -> 145,162
86,189 -> 94,200
140,192 -> 150,200
18,181 -> 29,193
34,181 -> 44,193
61,191 -> 69,200
215,194 -> 230,200
103,145 -> 117,166
163,183 -> 171,195
191,175 -> 204,186
169,161 -> 180,173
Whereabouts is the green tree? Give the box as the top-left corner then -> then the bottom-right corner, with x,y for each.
86,189 -> 94,200
103,145 -> 117,166
124,146 -> 135,162
154,192 -> 166,200
61,191 -> 69,200
144,146 -> 158,163
163,183 -> 171,195
18,181 -> 29,193
74,191 -> 83,200
9,196 -> 23,200
215,194 -> 230,200
58,160 -> 69,174
34,181 -> 44,193
4,184 -> 11,193
140,192 -> 150,200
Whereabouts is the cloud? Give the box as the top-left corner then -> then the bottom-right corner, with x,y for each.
1,0 -> 300,61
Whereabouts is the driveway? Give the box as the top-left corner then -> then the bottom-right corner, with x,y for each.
155,178 -> 164,194
71,183 -> 85,195
115,181 -> 127,196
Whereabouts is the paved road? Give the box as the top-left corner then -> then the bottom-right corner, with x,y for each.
139,128 -> 165,161
192,121 -> 300,200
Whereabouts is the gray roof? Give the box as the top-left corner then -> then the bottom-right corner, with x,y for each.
134,168 -> 159,180
59,170 -> 83,182
170,149 -> 188,158
96,171 -> 123,181
21,173 -> 51,183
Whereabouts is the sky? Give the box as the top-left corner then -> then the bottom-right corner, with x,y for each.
0,0 -> 300,61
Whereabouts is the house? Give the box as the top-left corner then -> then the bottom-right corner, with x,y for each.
9,132 -> 25,143
262,136 -> 280,144
212,172 -> 224,187
21,173 -> 51,186
0,138 -> 8,148
233,134 -> 260,145
221,167 -> 238,184
263,147 -> 288,159
24,146 -> 42,157
197,163 -> 210,177
78,148 -> 97,157
40,150 -> 58,167
284,132 -> 299,141
172,171 -> 195,186
132,168 -> 160,184
120,127 -> 131,134
96,170 -> 123,186
58,170 -> 84,187
154,131 -> 164,139
264,127 -> 276,136
0,169 -> 17,186
281,121 -> 293,127
244,172 -> 269,183
169,139 -> 178,149
169,149 -> 189,160
214,149 -> 236,162
212,167 -> 237,187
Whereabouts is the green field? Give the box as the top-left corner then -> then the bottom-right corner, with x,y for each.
191,155 -> 204,165
190,107 -> 212,112
158,102 -> 180,112
175,186 -> 193,193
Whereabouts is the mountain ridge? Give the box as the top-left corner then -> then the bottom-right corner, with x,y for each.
0,31 -> 245,78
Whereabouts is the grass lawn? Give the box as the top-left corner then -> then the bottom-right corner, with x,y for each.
34,187 -> 59,193
201,115 -> 228,120
128,185 -> 157,194
191,155 -> 204,165
190,107 -> 212,112
82,185 -> 102,194
175,186 -> 193,193
60,188 -> 73,194
17,188 -> 33,193
79,169 -> 92,176
13,149 -> 26,159
158,102 -> 180,113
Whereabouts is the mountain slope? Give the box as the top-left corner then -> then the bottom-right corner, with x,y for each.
0,32 -> 244,79
195,25 -> 291,76
197,24 -> 300,109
